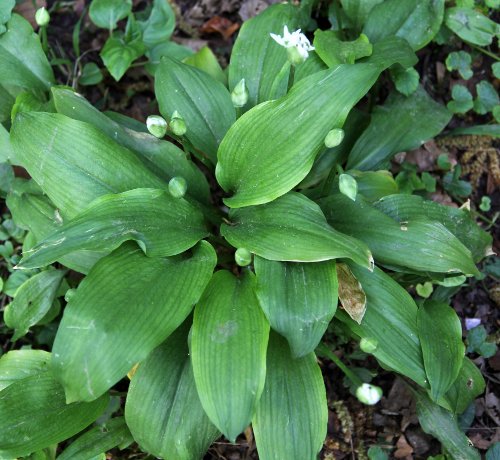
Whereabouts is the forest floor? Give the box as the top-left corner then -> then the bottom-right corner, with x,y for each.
2,0 -> 499,459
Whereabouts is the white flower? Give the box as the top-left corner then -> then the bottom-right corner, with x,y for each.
270,26 -> 315,63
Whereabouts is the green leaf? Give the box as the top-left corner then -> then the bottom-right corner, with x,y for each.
0,349 -> 50,392
439,357 -> 485,414
89,0 -> 132,30
228,3 -> 304,108
138,0 -> 175,48
0,0 -> 14,31
346,87 -> 451,170
191,271 -> 269,442
79,62 -> 103,86
314,31 -> 372,66
417,301 -> 465,401
4,269 -> 65,340
448,124 -> 500,137
57,417 -> 133,460
363,0 -> 445,50
52,241 -> 216,402
0,14 -> 55,92
350,170 -> 399,202
51,88 -> 210,204
361,36 -> 418,69
467,325 -> 497,358
221,192 -> 373,268
7,181 -> 105,274
390,66 -> 419,96
18,188 -> 208,269
11,112 -> 168,219
486,443 -> 500,460
156,56 -> 235,164
413,389 -> 480,460
0,368 -> 108,458
125,322 -> 220,459
493,62 -> 500,79
340,0 -> 385,31
373,194 -> 493,263
446,51 -> 473,80
183,46 -> 227,85
252,332 -> 327,460
474,80 -> 499,115
335,265 -> 427,387
254,257 -> 338,358
100,16 -> 146,81
320,194 -> 479,276
448,84 -> 474,114
217,64 -> 380,208
145,41 -> 194,74
445,7 -> 499,46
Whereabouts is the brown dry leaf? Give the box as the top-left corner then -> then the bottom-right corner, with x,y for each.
405,140 -> 443,171
394,435 -> 414,459
337,263 -> 367,324
200,16 -> 240,40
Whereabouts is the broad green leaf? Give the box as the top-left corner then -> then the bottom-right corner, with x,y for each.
228,3 -> 304,107
361,36 -> 418,69
0,0 -> 14,32
217,64 -> 380,208
52,241 -> 216,402
51,88 -> 210,204
446,51 -> 473,80
191,270 -> 269,441
89,0 -> 132,30
252,332 -> 327,460
145,41 -> 194,74
373,194 -> 492,262
138,0 -> 175,48
183,46 -> 227,85
314,31 -> 372,67
390,66 -> 419,96
347,87 -> 451,171
413,389 -> 480,460
448,84 -> 474,113
11,112 -> 168,218
0,85 -> 15,124
0,370 -> 108,458
156,56 -> 235,164
293,52 -> 328,84
125,322 -> 220,459
221,192 -> 373,268
336,265 -> 427,387
337,263 -> 366,324
418,301 -> 465,401
363,0 -> 445,50
340,0 -> 384,31
439,357 -> 485,414
350,170 -> 398,202
448,124 -> 500,137
100,16 -> 146,81
57,417 -> 133,460
4,269 -> 65,340
474,80 -> 499,115
0,350 -> 50,392
19,188 -> 208,269
254,257 -> 338,358
445,7 -> 499,46
7,180 -> 105,274
0,14 -> 55,92
320,194 -> 479,276
79,63 -> 103,86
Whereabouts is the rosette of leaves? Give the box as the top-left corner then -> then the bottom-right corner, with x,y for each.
0,3 -> 492,459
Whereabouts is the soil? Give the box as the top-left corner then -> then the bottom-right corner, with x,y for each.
2,0 -> 499,459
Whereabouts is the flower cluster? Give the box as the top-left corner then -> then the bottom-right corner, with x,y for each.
270,25 -> 315,64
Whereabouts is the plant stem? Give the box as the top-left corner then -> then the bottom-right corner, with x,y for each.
470,44 -> 500,62
317,343 -> 363,387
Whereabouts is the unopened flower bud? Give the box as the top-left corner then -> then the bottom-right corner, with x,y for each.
339,174 -> 357,201
231,79 -> 249,108
168,176 -> 187,198
146,115 -> 167,138
324,128 -> 345,148
170,110 -> 187,136
235,248 -> 252,267
35,7 -> 50,27
356,383 -> 382,405
64,288 -> 77,303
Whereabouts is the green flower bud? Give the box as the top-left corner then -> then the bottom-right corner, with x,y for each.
356,383 -> 382,405
168,176 -> 187,198
324,128 -> 345,148
235,248 -> 252,267
231,79 -> 249,108
35,7 -> 50,27
146,115 -> 167,138
64,288 -> 77,303
287,46 -> 306,66
360,338 -> 378,354
170,110 -> 187,136
339,173 -> 357,201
